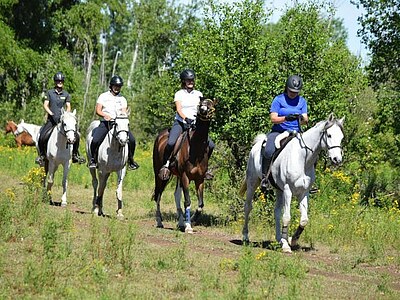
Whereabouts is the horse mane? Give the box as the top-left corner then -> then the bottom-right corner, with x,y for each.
252,133 -> 266,145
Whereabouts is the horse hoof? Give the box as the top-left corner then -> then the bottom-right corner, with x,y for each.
156,224 -> 164,228
116,214 -> 124,220
185,223 -> 193,234
243,239 -> 250,246
281,239 -> 292,253
61,202 -> 67,207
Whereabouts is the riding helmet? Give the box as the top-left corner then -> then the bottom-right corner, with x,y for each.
180,69 -> 195,82
110,75 -> 124,87
53,72 -> 65,82
286,75 -> 303,93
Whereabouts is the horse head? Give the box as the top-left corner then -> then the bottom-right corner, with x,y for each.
60,109 -> 77,144
113,113 -> 130,147
197,98 -> 216,121
322,113 -> 345,165
5,120 -> 17,134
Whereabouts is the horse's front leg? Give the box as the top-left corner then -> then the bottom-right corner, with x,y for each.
191,179 -> 205,225
46,163 -> 58,204
115,168 -> 127,220
94,172 -> 110,217
60,161 -> 71,207
275,186 -> 292,253
174,180 -> 185,231
181,175 -> 193,234
290,193 -> 309,248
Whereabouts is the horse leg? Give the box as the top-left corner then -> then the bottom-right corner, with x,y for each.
180,176 -> 193,234
60,162 -> 71,207
94,172 -> 110,216
115,168 -> 127,220
191,180 -> 204,225
46,164 -> 57,205
174,179 -> 185,231
90,168 -> 99,213
154,176 -> 167,228
242,177 -> 259,244
290,194 -> 309,248
278,186 -> 293,253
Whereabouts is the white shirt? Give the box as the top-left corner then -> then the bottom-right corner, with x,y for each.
96,91 -> 127,120
174,89 -> 203,122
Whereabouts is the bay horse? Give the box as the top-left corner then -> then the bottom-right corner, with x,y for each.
42,109 -> 78,206
240,113 -> 345,252
153,98 -> 216,233
85,113 -> 130,219
15,120 -> 41,146
5,120 -> 35,147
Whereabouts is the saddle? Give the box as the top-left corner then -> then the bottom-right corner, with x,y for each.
168,130 -> 191,176
261,131 -> 297,189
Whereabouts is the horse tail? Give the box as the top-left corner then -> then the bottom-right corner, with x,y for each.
239,179 -> 247,197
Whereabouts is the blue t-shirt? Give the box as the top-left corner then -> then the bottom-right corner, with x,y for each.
270,93 -> 307,132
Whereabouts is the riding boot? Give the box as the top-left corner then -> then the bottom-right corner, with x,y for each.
205,145 -> 214,180
89,149 -> 97,169
35,140 -> 46,165
260,157 -> 271,194
159,144 -> 173,180
72,142 -> 86,164
127,146 -> 139,171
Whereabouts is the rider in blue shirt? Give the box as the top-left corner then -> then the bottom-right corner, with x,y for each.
261,75 -> 309,190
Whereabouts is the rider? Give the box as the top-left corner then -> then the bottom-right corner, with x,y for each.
35,72 -> 86,165
88,75 -> 139,171
260,74 -> 309,190
158,69 -> 215,180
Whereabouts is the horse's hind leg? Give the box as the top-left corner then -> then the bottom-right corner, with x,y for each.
154,177 -> 168,228
191,180 -> 204,225
242,178 -> 258,244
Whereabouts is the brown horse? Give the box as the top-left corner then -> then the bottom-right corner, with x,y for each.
153,98 -> 216,233
5,120 -> 35,147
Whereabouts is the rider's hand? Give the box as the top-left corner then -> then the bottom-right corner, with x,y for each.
285,114 -> 299,121
104,114 -> 112,121
185,118 -> 194,126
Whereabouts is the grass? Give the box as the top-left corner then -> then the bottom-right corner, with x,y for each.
0,138 -> 399,299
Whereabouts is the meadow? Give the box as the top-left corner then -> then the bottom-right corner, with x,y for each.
0,133 -> 399,299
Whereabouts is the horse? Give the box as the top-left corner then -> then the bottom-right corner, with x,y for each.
5,120 -> 35,147
42,109 -> 78,207
152,98 -> 216,233
240,113 -> 345,252
85,113 -> 130,219
15,119 -> 41,146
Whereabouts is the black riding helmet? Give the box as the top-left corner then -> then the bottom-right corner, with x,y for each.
180,69 -> 195,82
110,75 -> 124,87
286,75 -> 303,93
53,72 -> 65,82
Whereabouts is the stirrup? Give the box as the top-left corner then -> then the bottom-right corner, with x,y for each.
205,169 -> 214,180
88,159 -> 97,169
35,155 -> 45,165
260,176 -> 272,195
72,154 -> 86,164
158,165 -> 171,181
128,160 -> 139,171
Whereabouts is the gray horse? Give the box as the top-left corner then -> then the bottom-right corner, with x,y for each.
241,114 -> 345,252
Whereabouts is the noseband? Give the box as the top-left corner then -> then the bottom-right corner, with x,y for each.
112,116 -> 130,140
197,99 -> 215,121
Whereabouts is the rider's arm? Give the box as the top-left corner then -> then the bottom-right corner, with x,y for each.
65,102 -> 71,112
270,112 -> 285,124
43,100 -> 54,116
95,103 -> 111,121
175,100 -> 187,120
301,113 -> 309,124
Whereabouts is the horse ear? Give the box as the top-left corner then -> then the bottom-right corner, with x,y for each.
126,107 -> 131,116
328,113 -> 334,121
21,119 -> 24,123
61,107 -> 65,114
72,109 -> 76,116
213,98 -> 218,106
338,116 -> 345,125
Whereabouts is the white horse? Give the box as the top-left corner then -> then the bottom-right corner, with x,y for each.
42,109 -> 78,206
15,119 -> 41,145
240,113 -> 345,253
85,113 -> 130,219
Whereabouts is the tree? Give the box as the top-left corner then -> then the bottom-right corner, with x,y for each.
353,0 -> 400,89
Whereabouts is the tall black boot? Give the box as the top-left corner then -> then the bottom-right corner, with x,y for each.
260,157 -> 271,194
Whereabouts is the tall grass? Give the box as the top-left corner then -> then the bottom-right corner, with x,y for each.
0,134 -> 399,299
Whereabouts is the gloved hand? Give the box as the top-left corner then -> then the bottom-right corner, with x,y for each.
285,114 -> 299,121
184,118 -> 195,130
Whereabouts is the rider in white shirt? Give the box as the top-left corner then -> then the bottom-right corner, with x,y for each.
88,75 -> 139,170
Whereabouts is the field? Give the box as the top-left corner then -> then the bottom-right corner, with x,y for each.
0,139 -> 399,299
